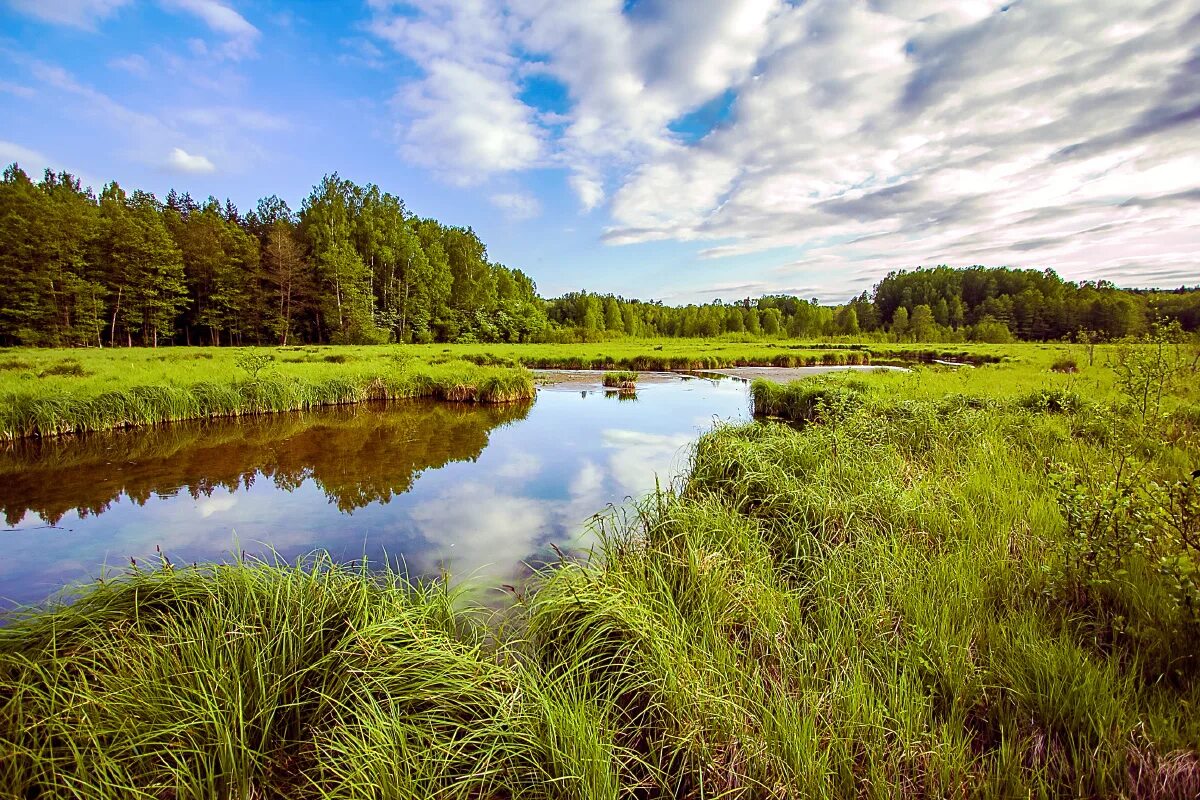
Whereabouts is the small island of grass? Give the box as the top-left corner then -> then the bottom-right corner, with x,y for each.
601,370 -> 639,390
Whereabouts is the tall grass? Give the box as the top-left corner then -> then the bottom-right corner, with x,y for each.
749,375 -> 869,420
2,351 -> 1198,797
465,349 -> 875,371
1,360 -> 534,439
0,555 -> 554,798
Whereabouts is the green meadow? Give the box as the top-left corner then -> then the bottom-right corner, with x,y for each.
0,338 -> 1138,438
1,335 -> 1198,797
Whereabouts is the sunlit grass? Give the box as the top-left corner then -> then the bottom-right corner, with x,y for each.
0,358 -> 534,438
3,338 -> 1162,439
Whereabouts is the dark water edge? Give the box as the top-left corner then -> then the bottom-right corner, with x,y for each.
1,378 -> 750,609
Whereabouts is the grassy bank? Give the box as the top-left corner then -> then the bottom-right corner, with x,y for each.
0,358 -> 533,439
3,351 -> 1198,797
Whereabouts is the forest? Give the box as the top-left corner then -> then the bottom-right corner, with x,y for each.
1,163 -> 1197,348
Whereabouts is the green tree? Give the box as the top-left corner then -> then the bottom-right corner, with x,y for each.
262,220 -> 308,345
891,306 -> 909,340
301,175 -> 384,344
909,303 -> 935,341
603,296 -> 622,331
122,190 -> 188,346
834,305 -> 860,335
761,307 -> 783,336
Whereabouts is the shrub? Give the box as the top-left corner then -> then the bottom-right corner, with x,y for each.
1051,355 -> 1079,373
1055,463 -> 1200,680
235,352 -> 275,380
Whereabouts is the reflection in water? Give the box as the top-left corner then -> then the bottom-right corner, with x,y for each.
0,379 -> 750,608
0,401 -> 531,525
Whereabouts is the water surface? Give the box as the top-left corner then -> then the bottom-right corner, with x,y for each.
1,376 -> 749,607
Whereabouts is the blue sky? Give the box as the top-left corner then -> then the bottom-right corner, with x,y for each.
2,0 -> 1197,303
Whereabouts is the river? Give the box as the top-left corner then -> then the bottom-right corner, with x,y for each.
1,374 -> 750,607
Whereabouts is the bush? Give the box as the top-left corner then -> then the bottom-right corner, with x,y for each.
1051,354 -> 1079,373
1055,463 -> 1200,680
234,352 -> 275,380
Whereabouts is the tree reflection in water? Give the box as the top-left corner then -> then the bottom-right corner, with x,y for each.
0,400 -> 532,527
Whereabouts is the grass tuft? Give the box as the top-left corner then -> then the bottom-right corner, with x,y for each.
601,370 -> 638,389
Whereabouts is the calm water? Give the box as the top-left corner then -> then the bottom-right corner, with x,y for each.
0,375 -> 749,607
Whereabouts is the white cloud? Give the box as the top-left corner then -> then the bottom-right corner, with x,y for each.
196,494 -> 237,518
490,191 -> 541,221
160,0 -> 260,59
366,0 -> 1199,290
0,139 -> 98,187
600,0 -> 1200,293
16,58 -> 283,176
494,451 -> 542,480
601,429 -> 693,498
399,59 -> 541,182
165,146 -> 216,173
7,0 -> 130,29
0,140 -> 53,169
569,171 -> 605,212
407,482 -> 550,580
370,0 -> 540,182
175,107 -> 289,131
0,80 -> 36,98
108,54 -> 150,75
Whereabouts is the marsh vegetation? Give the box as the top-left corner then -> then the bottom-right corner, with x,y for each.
2,335 -> 1198,797
601,370 -> 638,390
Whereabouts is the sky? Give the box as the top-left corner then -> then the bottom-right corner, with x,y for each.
1,0 -> 1197,304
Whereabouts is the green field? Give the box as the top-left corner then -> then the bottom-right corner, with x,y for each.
2,336 -> 1198,797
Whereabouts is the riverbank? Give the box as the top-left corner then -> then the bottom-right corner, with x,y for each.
2,360 -> 1197,797
0,359 -> 534,439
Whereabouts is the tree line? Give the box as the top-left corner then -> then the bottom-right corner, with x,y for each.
546,272 -> 1198,343
0,165 -> 543,347
1,163 -> 1196,347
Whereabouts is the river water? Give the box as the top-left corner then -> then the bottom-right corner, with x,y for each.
0,374 -> 750,608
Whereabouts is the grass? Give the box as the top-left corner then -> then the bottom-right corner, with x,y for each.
0,555 -> 551,798
1,338 -> 1157,439
601,370 -> 638,389
0,357 -> 534,439
3,348 -> 1198,797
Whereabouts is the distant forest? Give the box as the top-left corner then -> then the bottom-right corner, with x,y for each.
1,164 -> 1197,347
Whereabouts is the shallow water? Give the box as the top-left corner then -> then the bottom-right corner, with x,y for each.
0,376 -> 749,608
